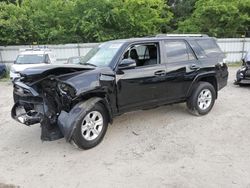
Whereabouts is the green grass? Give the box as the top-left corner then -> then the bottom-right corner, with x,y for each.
0,70 -> 10,82
227,62 -> 242,67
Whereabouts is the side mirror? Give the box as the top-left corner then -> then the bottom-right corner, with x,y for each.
118,59 -> 136,70
14,60 -> 16,64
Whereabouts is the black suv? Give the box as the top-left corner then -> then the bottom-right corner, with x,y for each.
11,34 -> 228,149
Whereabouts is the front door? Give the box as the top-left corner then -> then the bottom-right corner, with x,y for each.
116,42 -> 167,112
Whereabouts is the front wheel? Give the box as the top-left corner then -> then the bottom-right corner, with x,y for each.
72,103 -> 108,149
187,82 -> 216,116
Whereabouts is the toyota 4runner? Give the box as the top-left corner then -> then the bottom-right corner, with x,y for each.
11,34 -> 228,149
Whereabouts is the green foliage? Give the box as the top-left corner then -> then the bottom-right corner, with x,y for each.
72,0 -> 172,42
0,0 -> 172,45
167,0 -> 197,30
178,0 -> 250,37
0,0 -> 249,45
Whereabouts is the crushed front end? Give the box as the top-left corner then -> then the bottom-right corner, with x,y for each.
11,76 -> 76,141
235,62 -> 250,85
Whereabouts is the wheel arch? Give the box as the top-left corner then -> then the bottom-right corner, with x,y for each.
73,90 -> 114,123
187,73 -> 218,99
58,95 -> 113,142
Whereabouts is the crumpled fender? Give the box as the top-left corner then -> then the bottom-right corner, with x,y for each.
57,97 -> 112,141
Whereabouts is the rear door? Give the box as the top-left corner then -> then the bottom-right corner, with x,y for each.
162,40 -> 201,100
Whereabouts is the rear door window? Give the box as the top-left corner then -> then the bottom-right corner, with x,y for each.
164,41 -> 196,63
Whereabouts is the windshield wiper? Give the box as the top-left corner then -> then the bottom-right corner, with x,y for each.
80,62 -> 97,67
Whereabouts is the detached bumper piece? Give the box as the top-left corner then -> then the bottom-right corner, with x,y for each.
11,102 -> 41,126
12,102 -> 64,141
12,81 -> 64,141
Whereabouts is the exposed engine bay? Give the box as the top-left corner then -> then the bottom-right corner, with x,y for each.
12,76 -> 77,140
11,65 -> 95,141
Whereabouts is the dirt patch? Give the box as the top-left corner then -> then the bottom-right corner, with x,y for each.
0,67 -> 250,188
0,183 -> 19,188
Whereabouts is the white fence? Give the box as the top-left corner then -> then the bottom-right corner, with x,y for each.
0,38 -> 249,68
217,38 -> 250,62
0,43 -> 99,68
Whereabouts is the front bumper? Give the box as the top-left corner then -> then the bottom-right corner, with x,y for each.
11,102 -> 42,125
236,68 -> 250,85
11,82 -> 43,126
11,81 -> 65,141
238,79 -> 250,84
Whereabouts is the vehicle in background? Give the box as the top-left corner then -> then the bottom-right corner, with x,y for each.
235,50 -> 250,85
0,63 -> 7,79
10,48 -> 56,81
11,34 -> 228,149
66,56 -> 82,64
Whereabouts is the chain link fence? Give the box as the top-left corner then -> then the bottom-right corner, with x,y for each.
0,38 -> 250,69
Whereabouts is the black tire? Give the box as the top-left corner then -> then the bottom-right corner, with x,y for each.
72,103 -> 108,150
187,82 -> 216,116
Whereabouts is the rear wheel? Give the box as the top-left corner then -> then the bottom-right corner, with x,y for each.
187,82 -> 216,116
72,103 -> 108,149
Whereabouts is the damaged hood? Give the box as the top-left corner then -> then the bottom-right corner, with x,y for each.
19,64 -> 115,96
57,67 -> 115,95
20,64 -> 94,79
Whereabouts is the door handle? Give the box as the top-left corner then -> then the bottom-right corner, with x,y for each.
189,64 -> 200,70
154,70 -> 166,76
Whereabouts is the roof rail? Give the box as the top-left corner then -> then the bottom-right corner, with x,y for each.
156,34 -> 208,37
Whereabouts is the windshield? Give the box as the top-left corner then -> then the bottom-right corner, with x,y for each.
80,42 -> 123,67
16,54 -> 45,64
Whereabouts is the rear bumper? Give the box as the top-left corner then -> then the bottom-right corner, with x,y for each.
217,63 -> 229,90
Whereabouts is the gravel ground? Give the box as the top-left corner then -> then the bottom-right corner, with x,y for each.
0,67 -> 250,188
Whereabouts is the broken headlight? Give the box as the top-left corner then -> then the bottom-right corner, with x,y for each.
58,82 -> 76,97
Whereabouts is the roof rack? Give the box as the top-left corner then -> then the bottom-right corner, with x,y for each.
156,34 -> 208,37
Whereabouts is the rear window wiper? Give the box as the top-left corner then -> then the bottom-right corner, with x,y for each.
80,62 -> 97,67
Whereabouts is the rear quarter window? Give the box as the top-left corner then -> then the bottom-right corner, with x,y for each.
196,39 -> 223,57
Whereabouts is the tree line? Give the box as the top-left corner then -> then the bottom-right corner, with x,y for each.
0,0 -> 249,45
